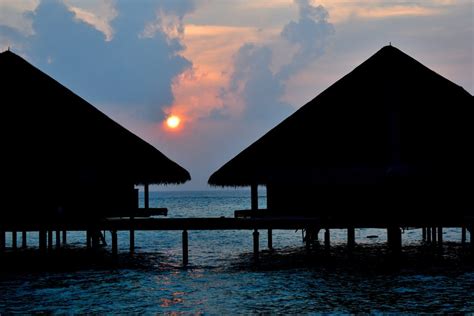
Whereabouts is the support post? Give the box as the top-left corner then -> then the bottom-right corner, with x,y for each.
437,227 -> 443,246
324,228 -> 330,251
111,230 -> 118,256
251,184 -> 258,211
56,230 -> 61,248
470,225 -> 474,250
305,230 -> 311,253
144,183 -> 149,209
432,226 -> 437,244
12,231 -> 17,250
86,230 -> 92,249
347,227 -> 355,249
387,227 -> 402,252
422,227 -> 426,241
182,230 -> 189,266
427,227 -> 432,243
47,230 -> 53,251
267,229 -> 273,250
461,226 -> 466,244
62,230 -> 67,245
130,219 -> 135,254
39,230 -> 47,253
253,229 -> 259,262
0,230 -> 5,251
22,231 -> 27,248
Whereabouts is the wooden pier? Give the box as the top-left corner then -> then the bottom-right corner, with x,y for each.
1,217 -> 472,266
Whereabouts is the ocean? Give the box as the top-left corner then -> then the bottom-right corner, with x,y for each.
0,190 -> 473,313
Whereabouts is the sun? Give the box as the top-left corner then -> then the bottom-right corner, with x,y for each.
166,115 -> 181,129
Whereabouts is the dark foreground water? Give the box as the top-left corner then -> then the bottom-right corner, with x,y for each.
1,190 -> 473,313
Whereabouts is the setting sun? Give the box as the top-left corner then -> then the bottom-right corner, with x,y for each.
166,115 -> 181,129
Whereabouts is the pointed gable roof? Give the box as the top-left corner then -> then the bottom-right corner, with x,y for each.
209,46 -> 473,186
0,50 -> 190,185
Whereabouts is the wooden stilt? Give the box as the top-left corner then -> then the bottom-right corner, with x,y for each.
62,230 -> 67,245
91,230 -> 101,248
422,227 -> 426,241
182,230 -> 189,266
12,231 -> 17,250
111,230 -> 118,256
39,230 -> 47,253
461,226 -> 466,244
144,183 -> 149,209
86,230 -> 91,249
130,219 -> 135,254
305,229 -> 311,253
22,231 -> 27,248
267,229 -> 273,250
347,227 -> 355,249
253,229 -> 259,262
427,227 -> 432,243
324,228 -> 330,251
432,226 -> 437,244
470,225 -> 474,250
0,230 -> 5,251
387,227 -> 401,252
251,184 -> 258,211
56,230 -> 61,248
47,230 -> 53,251
437,227 -> 443,246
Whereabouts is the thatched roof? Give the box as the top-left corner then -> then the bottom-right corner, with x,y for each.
1,50 -> 190,185
209,45 -> 473,186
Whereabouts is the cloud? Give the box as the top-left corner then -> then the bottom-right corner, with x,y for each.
9,0 -> 195,125
278,0 -> 334,80
0,0 -> 39,36
64,0 -> 118,41
217,0 -> 334,127
141,0 -> 195,40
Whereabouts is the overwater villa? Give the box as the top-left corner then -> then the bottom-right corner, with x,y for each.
209,45 -> 473,249
0,50 -> 190,249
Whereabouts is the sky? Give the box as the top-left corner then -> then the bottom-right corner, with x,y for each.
0,0 -> 472,190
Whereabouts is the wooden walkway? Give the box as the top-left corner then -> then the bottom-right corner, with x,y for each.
1,217 -> 473,266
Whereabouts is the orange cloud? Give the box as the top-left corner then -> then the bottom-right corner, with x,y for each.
164,24 -> 279,125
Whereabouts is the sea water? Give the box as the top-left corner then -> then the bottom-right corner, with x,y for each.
0,190 -> 472,313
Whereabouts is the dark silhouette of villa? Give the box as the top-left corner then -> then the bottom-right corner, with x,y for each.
0,50 -> 190,224
209,46 -> 473,223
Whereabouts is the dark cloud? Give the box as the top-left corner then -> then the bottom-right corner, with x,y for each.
8,0 -> 194,122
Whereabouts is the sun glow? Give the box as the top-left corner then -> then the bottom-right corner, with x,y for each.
166,115 -> 181,129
